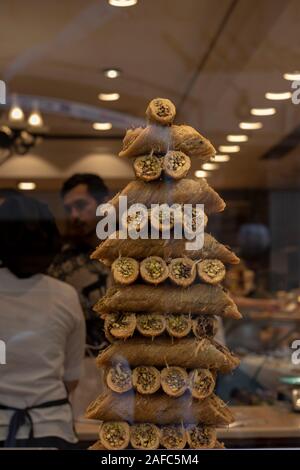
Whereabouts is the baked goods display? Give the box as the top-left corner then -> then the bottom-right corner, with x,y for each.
87,97 -> 241,449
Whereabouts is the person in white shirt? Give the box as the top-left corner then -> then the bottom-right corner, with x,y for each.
0,195 -> 85,449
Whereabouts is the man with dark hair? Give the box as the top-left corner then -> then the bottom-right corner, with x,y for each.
49,173 -> 110,354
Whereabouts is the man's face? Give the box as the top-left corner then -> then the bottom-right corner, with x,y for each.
63,184 -> 98,239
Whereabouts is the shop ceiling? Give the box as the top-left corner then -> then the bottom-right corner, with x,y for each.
0,0 -> 300,190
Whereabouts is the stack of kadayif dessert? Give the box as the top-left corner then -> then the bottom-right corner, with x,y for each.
86,98 -> 241,450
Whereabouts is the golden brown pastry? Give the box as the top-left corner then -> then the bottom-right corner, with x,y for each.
136,313 -> 166,337
197,259 -> 226,285
132,366 -> 161,394
149,204 -> 177,232
99,421 -> 130,450
95,284 -> 241,319
133,154 -> 162,181
111,257 -> 139,285
171,125 -> 216,162
166,314 -> 192,338
86,390 -> 234,425
119,125 -> 171,158
186,425 -> 217,449
163,151 -> 191,179
183,206 -> 208,237
160,425 -> 187,450
189,369 -> 215,400
121,208 -> 148,233
104,312 -> 136,340
91,232 -> 240,266
192,316 -> 218,339
168,258 -> 196,287
140,256 -> 169,285
161,366 -> 189,397
106,363 -> 132,394
146,98 -> 176,126
130,423 -> 160,450
97,337 -> 240,373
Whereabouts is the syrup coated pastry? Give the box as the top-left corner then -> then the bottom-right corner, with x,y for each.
99,421 -> 130,450
106,363 -> 132,394
146,98 -> 176,126
86,390 -> 234,425
160,366 -> 189,397
91,232 -> 240,266
136,313 -> 166,337
133,154 -> 162,181
189,369 -> 215,400
140,256 -> 169,285
197,259 -> 226,285
186,425 -> 217,449
163,150 -> 191,179
192,316 -> 218,339
94,284 -> 241,319
111,257 -> 139,285
119,125 -> 171,158
104,312 -> 136,340
160,425 -> 187,450
168,258 -> 196,287
96,337 -> 240,373
132,366 -> 161,395
108,178 -> 225,215
130,423 -> 160,450
171,125 -> 216,162
165,314 -> 192,338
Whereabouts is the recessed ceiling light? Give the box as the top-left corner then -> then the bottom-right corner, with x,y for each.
8,105 -> 24,122
251,107 -> 276,116
218,145 -> 240,153
18,182 -> 36,191
103,68 -> 121,79
265,91 -> 292,100
284,72 -> 300,81
93,122 -> 112,130
227,134 -> 248,143
98,92 -> 120,101
214,154 -> 230,162
28,110 -> 43,127
195,170 -> 208,178
239,122 -> 263,130
108,0 -> 138,7
202,163 -> 219,170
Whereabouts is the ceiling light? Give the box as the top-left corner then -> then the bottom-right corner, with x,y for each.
227,134 -> 248,143
214,154 -> 230,162
195,170 -> 208,178
98,92 -> 120,101
28,110 -> 43,127
93,122 -> 112,130
8,105 -> 24,122
218,145 -> 240,153
239,122 -> 263,130
18,182 -> 36,191
103,69 -> 121,79
284,72 -> 300,81
251,107 -> 276,116
108,0 -> 138,6
202,163 -> 219,170
265,91 -> 292,100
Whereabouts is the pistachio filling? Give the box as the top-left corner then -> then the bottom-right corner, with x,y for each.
161,426 -> 185,448
155,99 -> 171,117
102,423 -> 127,448
194,317 -> 216,337
137,156 -> 161,175
202,260 -> 224,278
145,259 -> 164,279
157,209 -> 174,225
116,259 -> 135,278
166,152 -> 186,171
110,364 -> 131,389
164,369 -> 186,392
132,424 -> 158,448
172,262 -> 192,279
138,314 -> 164,332
135,367 -> 157,391
126,211 -> 146,230
191,370 -> 213,394
167,314 -> 189,333
189,426 -> 212,447
109,313 -> 133,331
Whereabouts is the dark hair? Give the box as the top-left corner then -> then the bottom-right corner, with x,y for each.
0,195 -> 61,278
60,173 -> 108,203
